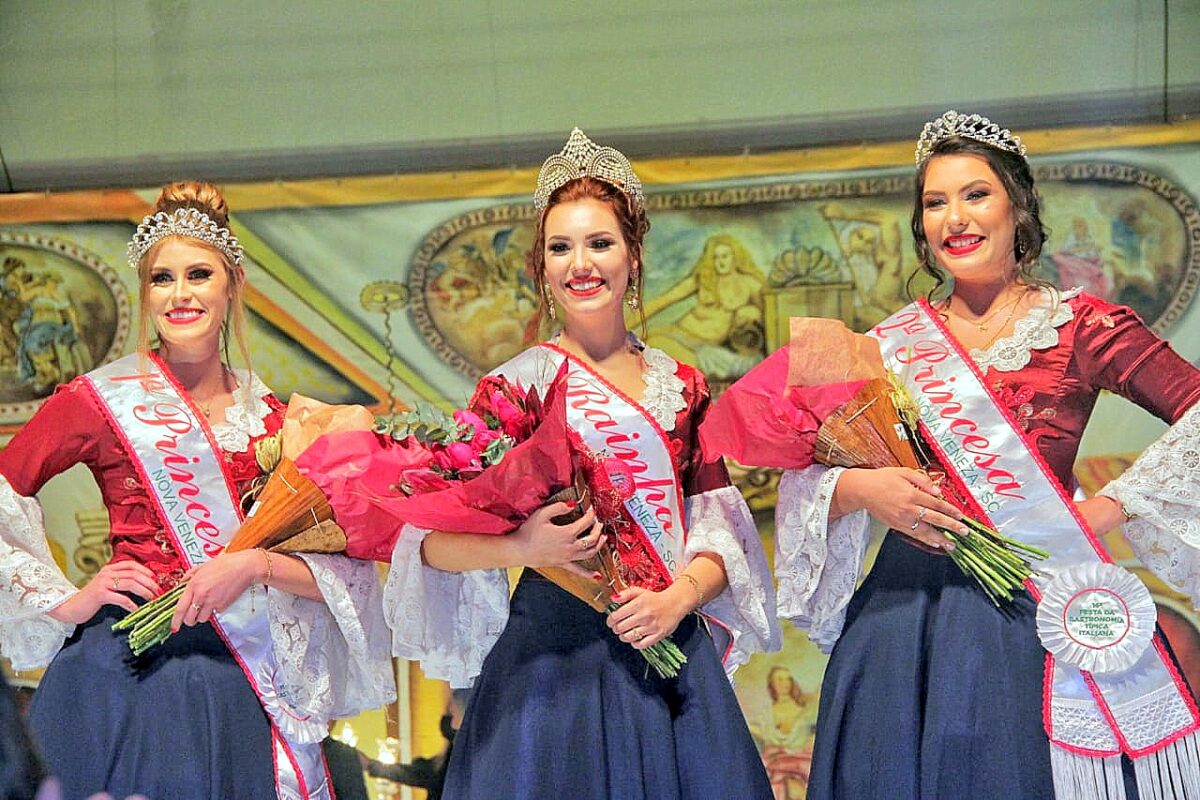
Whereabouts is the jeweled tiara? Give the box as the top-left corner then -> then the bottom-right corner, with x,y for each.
915,110 -> 1026,166
533,127 -> 645,211
127,207 -> 244,269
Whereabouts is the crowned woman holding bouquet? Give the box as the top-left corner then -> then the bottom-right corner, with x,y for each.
706,113 -> 1200,799
385,129 -> 780,799
0,182 -> 394,799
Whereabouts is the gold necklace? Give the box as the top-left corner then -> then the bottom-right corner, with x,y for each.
948,291 -> 1024,332
193,367 -> 231,419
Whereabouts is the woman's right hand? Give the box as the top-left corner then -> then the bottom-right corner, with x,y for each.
510,502 -> 604,576
47,560 -> 159,624
834,467 -> 969,552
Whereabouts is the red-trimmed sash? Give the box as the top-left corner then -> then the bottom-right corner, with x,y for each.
84,353 -> 330,800
536,344 -> 736,662
871,302 -> 1200,798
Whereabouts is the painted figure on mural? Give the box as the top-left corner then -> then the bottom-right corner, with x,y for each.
819,202 -> 909,329
0,181 -> 393,800
10,268 -> 94,389
643,232 -> 766,378
426,226 -> 539,368
748,665 -> 814,800
757,111 -> 1200,799
384,129 -> 780,800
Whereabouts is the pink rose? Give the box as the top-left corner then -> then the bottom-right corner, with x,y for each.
434,441 -> 479,473
454,409 -> 488,436
490,392 -> 529,438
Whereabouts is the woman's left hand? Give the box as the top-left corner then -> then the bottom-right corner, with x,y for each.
606,585 -> 691,650
1075,495 -> 1126,535
170,551 -> 262,631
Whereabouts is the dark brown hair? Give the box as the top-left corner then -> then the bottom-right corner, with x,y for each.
908,137 -> 1049,300
525,177 -> 649,333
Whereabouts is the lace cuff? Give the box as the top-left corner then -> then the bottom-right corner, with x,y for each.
267,553 -> 396,728
0,475 -> 77,670
684,485 -> 781,675
775,466 -> 872,652
381,525 -> 510,688
1098,401 -> 1200,607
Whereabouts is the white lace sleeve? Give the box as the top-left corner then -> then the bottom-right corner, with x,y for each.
0,475 -> 78,670
266,553 -> 396,724
684,485 -> 781,675
381,524 -> 510,689
1098,401 -> 1200,607
775,466 -> 872,652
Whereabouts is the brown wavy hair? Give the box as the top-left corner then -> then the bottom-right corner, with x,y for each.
134,180 -> 251,372
525,177 -> 649,335
908,137 -> 1050,301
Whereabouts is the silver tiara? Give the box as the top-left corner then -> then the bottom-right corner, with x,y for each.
126,207 -> 245,269
534,127 -> 645,211
915,110 -> 1026,166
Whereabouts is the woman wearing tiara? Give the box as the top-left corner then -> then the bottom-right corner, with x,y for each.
0,181 -> 393,799
384,129 -> 780,799
772,111 -> 1200,799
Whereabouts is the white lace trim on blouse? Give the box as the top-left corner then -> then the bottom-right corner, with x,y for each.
1099,400 -> 1200,608
774,466 -> 872,652
639,345 -> 688,431
211,369 -> 273,453
267,553 -> 396,732
684,484 -> 781,675
382,524 -> 510,689
970,287 -> 1081,373
0,474 -> 78,670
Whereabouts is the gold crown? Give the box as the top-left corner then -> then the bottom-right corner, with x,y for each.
533,128 -> 645,211
915,110 -> 1026,166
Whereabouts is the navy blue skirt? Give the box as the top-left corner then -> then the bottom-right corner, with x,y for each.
443,570 -> 772,800
807,535 -> 1145,800
28,604 -> 278,800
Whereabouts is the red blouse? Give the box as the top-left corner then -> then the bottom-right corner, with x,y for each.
0,377 -> 285,588
980,291 -> 1200,489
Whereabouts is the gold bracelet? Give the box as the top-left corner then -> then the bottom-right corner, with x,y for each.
1120,502 -> 1138,522
679,573 -> 704,609
258,548 -> 274,584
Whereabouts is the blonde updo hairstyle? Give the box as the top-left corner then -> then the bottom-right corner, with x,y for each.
134,181 -> 251,371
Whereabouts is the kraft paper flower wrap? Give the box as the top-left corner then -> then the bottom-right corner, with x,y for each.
700,317 -> 1049,606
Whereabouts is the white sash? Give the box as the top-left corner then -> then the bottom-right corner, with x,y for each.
84,353 -> 331,800
539,344 -> 737,662
542,344 -> 685,579
871,302 -> 1200,799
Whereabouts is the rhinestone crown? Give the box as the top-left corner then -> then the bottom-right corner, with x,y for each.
127,207 -> 244,269
534,127 -> 645,211
915,110 -> 1027,166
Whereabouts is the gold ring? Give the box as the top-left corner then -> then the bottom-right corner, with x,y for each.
578,537 -> 590,550
111,577 -> 121,590
917,507 -> 928,522
192,602 -> 203,611
632,627 -> 642,639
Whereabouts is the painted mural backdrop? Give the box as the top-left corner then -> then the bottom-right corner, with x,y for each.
3,132 -> 1200,797
410,163 -> 1198,390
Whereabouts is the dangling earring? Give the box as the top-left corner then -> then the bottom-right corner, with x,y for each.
627,272 -> 640,309
543,281 -> 556,320
627,290 -> 639,310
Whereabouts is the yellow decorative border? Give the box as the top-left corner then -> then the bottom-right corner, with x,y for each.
212,119 -> 1200,210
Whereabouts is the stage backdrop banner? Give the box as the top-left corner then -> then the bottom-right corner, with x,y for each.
3,121 -> 1200,796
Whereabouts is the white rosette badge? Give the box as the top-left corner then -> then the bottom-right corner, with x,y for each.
1036,562 -> 1157,674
